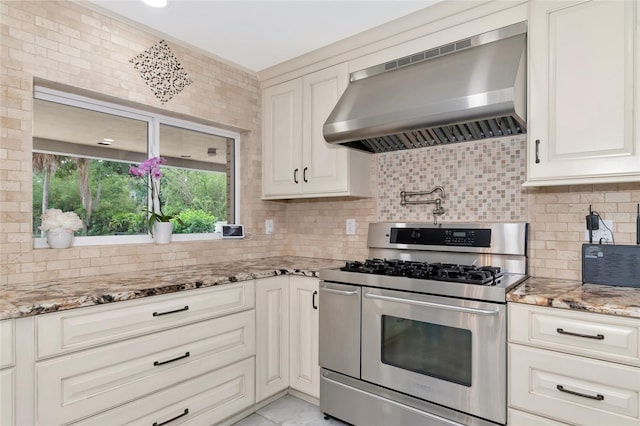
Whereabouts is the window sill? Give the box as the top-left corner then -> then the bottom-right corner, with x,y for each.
33,233 -> 223,248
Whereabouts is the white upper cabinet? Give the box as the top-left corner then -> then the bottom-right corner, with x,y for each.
262,63 -> 371,199
525,0 -> 640,186
263,79 -> 304,197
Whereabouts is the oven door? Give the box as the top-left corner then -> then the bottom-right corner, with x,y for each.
361,287 -> 506,425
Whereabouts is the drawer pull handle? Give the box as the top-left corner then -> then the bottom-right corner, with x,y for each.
556,328 -> 604,340
154,351 -> 190,366
152,408 -> 189,426
556,385 -> 604,401
153,306 -> 189,317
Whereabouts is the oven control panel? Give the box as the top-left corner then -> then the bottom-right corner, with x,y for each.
390,227 -> 491,247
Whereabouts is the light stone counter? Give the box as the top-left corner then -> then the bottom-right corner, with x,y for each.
0,256 -> 345,320
507,277 -> 640,319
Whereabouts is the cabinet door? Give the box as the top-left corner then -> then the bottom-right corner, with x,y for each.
289,276 -> 320,398
526,0 -> 640,185
256,277 -> 290,402
0,368 -> 14,426
263,79 -> 303,197
301,63 -> 350,194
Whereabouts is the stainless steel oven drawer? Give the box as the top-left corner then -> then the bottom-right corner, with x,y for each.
319,282 -> 361,378
320,369 -> 496,426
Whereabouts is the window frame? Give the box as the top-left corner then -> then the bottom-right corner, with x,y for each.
32,86 -> 241,248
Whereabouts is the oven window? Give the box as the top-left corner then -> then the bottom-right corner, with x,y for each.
381,315 -> 472,387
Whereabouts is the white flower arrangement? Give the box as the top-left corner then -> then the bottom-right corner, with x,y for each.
39,209 -> 83,233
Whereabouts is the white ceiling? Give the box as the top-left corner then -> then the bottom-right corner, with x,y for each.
86,0 -> 439,72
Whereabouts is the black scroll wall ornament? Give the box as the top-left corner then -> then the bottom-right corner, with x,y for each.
130,40 -> 193,105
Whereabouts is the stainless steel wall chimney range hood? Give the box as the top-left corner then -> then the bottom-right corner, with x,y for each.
323,22 -> 527,153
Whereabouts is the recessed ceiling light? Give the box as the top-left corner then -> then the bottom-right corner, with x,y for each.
98,138 -> 114,146
180,155 -> 192,158
141,0 -> 167,8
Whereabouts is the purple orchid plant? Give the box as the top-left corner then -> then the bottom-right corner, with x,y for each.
129,156 -> 183,232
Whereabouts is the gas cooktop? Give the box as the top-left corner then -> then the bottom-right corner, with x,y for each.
319,222 -> 529,303
341,259 -> 504,286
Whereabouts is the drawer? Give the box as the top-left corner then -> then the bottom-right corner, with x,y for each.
0,319 -> 14,368
510,344 -> 640,426
508,408 -> 569,426
72,357 -> 255,426
36,309 -> 255,425
0,368 -> 15,426
509,303 -> 640,366
37,281 -> 255,358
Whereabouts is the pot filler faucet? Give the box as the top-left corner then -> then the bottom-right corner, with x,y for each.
400,186 -> 446,224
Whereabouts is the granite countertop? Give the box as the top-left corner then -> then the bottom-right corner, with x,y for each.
0,256 -> 345,320
508,277 -> 640,319
5,258 -> 639,321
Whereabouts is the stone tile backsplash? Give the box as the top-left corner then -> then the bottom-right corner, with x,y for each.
377,136 -> 527,223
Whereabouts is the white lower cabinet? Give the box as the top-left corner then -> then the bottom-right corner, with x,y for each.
256,276 -> 290,401
509,303 -> 640,425
10,281 -> 257,426
7,276 -> 324,424
289,276 -> 320,398
37,310 -> 255,424
256,276 -> 320,402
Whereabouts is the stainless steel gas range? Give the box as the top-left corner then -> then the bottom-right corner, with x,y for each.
318,222 -> 528,426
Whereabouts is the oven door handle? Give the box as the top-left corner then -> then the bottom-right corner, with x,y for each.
363,292 -> 500,316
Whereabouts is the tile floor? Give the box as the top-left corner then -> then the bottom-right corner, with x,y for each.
232,395 -> 348,426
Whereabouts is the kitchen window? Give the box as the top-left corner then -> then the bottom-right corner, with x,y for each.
32,87 -> 240,246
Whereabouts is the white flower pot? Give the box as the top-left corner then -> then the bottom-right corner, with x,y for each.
46,228 -> 74,249
153,222 -> 173,244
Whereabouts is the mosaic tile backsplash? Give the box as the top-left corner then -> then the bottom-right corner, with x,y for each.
377,136 -> 527,222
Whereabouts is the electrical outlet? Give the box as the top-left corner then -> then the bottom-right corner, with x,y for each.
584,219 -> 613,243
346,218 -> 356,235
265,219 -> 274,235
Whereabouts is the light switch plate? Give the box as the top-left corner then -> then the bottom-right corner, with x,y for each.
265,219 -> 274,235
346,218 -> 356,235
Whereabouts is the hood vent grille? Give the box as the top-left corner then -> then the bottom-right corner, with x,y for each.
367,39 -> 473,80
345,115 -> 525,153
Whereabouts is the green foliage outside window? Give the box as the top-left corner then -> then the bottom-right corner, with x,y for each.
33,154 -> 227,237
